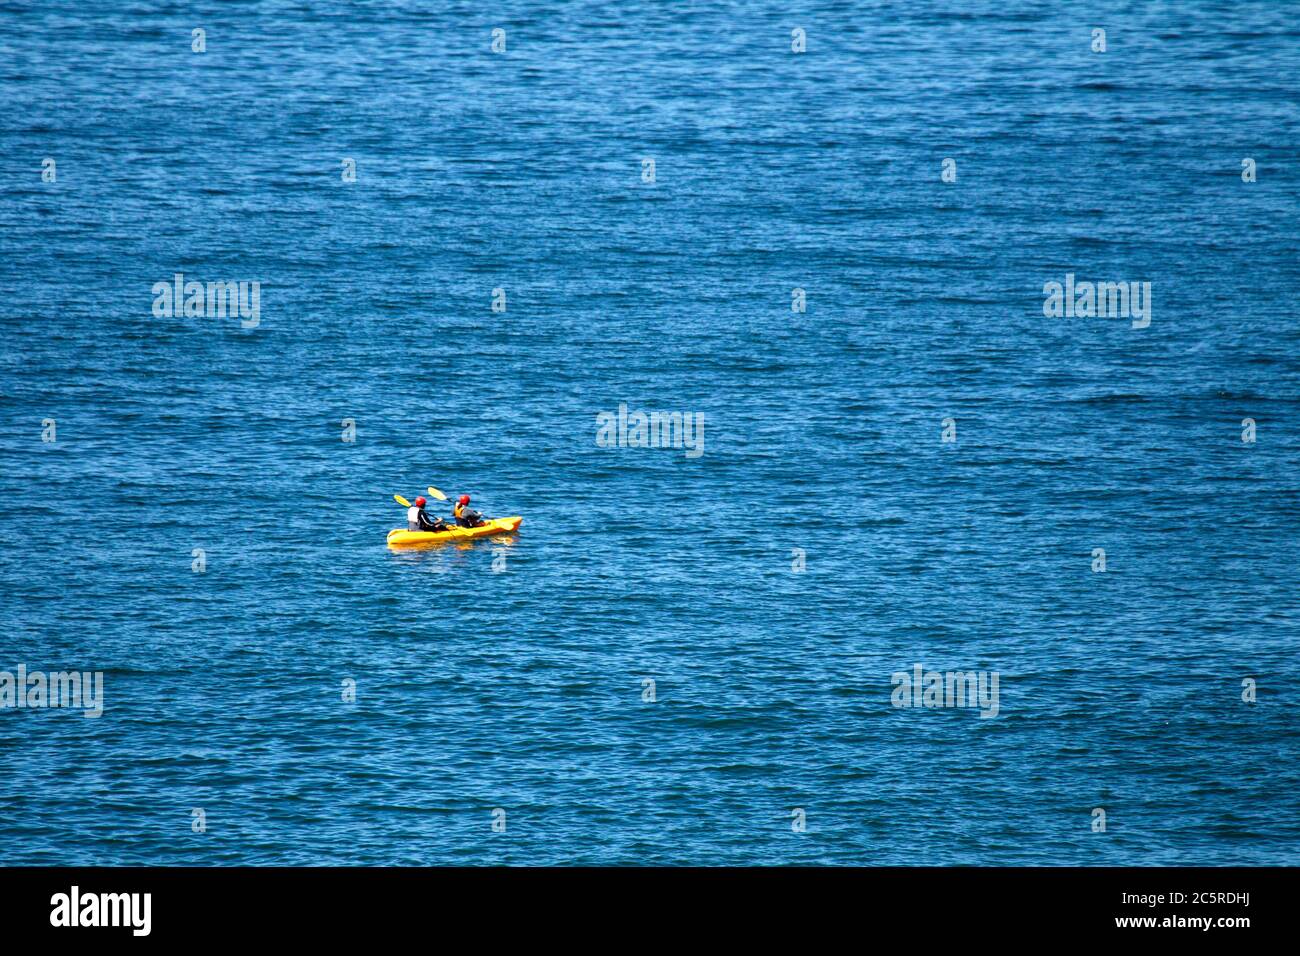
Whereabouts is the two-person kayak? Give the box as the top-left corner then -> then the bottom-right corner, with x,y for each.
386,515 -> 522,547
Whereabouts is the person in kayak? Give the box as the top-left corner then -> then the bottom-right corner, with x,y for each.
407,496 -> 448,532
453,494 -> 485,528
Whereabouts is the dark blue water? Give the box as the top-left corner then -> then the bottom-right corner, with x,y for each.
2,1 -> 1298,865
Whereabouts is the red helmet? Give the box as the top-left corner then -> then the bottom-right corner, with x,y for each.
414,496 -> 426,507
458,494 -> 470,505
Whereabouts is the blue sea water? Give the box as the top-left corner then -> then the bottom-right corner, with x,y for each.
1,1 -> 1298,865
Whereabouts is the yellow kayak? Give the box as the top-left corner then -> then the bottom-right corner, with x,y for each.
386,516 -> 522,547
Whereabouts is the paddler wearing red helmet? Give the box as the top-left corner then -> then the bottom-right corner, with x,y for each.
407,495 -> 448,532
453,493 -> 485,528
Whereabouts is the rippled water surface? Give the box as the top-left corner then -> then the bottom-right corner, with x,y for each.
1,1 -> 1298,864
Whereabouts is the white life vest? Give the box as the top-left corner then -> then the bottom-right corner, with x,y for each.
407,506 -> 419,524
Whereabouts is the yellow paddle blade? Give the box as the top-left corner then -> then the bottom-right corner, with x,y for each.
427,486 -> 447,501
394,494 -> 411,508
